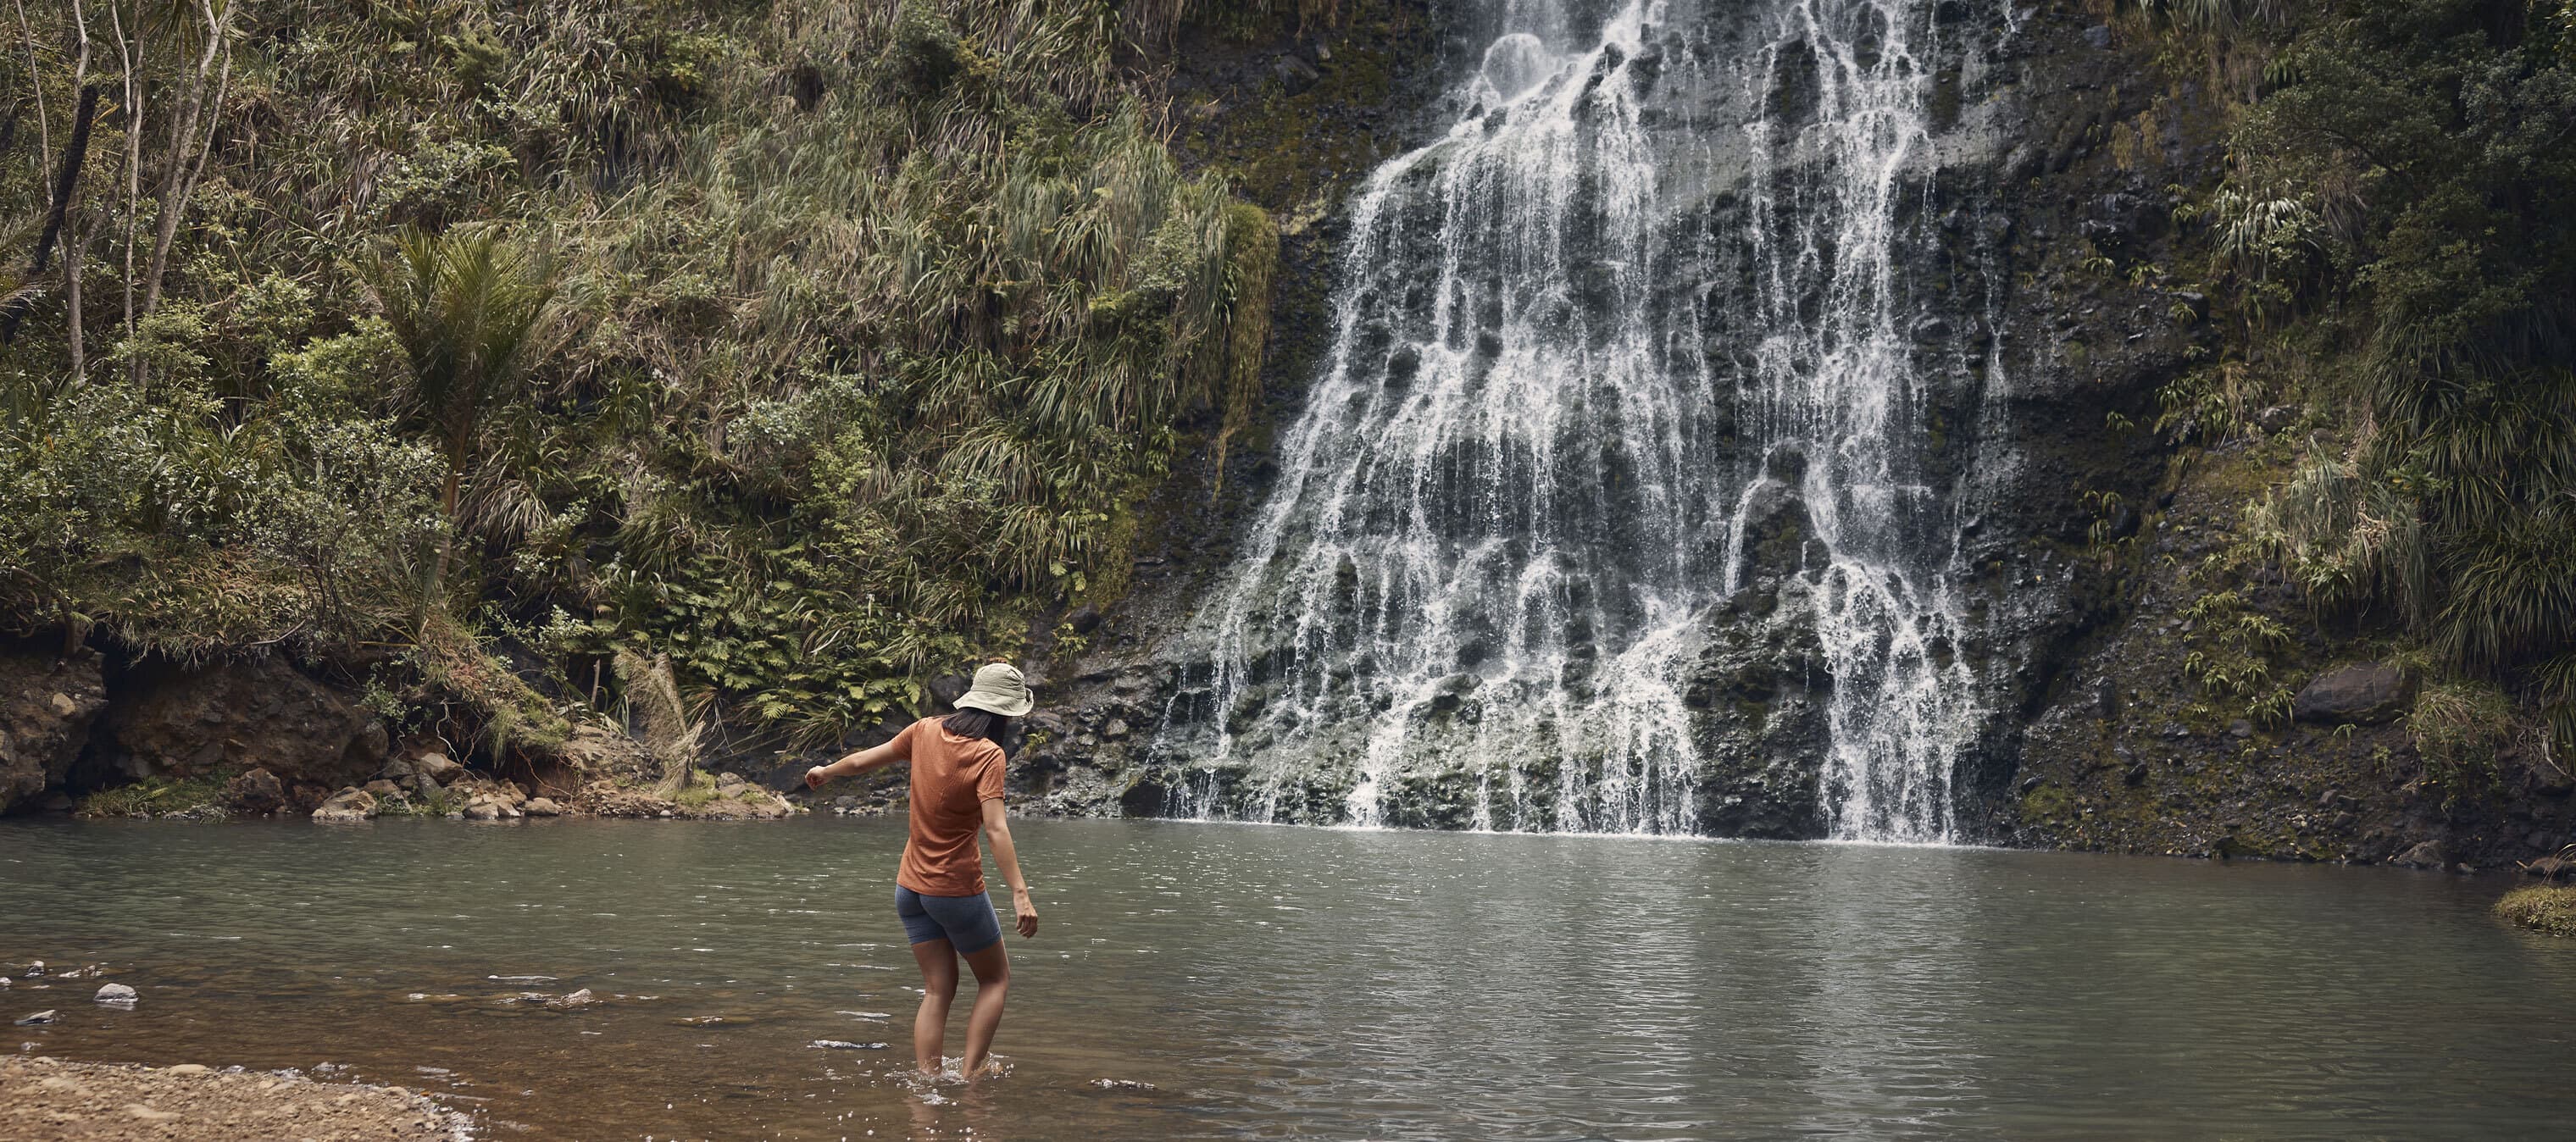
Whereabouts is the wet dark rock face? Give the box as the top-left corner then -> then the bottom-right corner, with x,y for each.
1685,583 -> 1829,839
2007,441 -> 2576,869
86,655 -> 390,806
0,639 -> 108,814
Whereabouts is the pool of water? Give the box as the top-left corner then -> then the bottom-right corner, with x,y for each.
3,817 -> 2571,1139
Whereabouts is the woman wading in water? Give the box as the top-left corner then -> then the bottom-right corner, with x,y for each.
806,662 -> 1041,1079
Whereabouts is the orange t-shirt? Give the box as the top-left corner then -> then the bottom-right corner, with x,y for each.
891,717 -> 1008,896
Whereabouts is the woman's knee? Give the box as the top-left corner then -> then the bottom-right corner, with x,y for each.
928,972 -> 960,999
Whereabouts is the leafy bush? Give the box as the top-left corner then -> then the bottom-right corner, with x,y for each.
1,0 -> 1278,754
2159,0 -> 2576,740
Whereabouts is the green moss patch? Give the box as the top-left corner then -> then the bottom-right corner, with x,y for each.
670,771 -> 723,810
2496,886 -> 2576,937
75,772 -> 237,819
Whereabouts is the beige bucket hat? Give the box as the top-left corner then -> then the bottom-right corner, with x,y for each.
953,662 -> 1034,718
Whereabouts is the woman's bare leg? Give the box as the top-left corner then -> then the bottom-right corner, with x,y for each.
958,941 -> 1010,1076
909,939 -> 958,1077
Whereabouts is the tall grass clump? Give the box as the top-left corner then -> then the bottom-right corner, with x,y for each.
2156,0 -> 2576,742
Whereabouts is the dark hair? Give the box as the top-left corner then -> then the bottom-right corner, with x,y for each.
941,707 -> 1013,746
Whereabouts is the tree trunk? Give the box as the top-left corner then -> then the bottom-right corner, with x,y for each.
64,0 -> 88,379
136,0 -> 229,333
112,0 -> 141,346
1,86 -> 96,349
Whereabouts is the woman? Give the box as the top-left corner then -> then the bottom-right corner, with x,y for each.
806,662 -> 1040,1080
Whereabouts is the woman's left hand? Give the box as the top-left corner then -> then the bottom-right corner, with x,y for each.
804,765 -> 830,790
1013,890 -> 1039,938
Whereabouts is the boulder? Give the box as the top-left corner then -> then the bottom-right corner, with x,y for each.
1066,605 -> 1103,635
223,768 -> 291,816
523,797 -> 564,817
929,674 -> 973,710
1273,52 -> 1322,95
2292,663 -> 2415,725
1684,577 -> 1832,839
413,753 -> 466,786
2390,840 -> 2448,869
0,641 -> 108,813
93,984 -> 136,1006
312,787 -> 377,823
1735,453 -> 1820,580
95,656 -> 387,791
362,779 -> 402,800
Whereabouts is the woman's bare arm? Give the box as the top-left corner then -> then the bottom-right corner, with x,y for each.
980,797 -> 1038,938
803,739 -> 907,788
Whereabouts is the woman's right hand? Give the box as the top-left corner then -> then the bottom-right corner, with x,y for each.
804,765 -> 830,790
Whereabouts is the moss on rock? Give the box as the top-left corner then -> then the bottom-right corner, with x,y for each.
2496,886 -> 2576,937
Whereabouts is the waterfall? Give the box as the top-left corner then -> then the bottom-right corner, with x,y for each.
1157,0 -> 2006,842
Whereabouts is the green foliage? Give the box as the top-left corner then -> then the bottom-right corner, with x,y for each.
2407,679 -> 2512,805
2163,0 -> 2576,739
0,0 -> 1280,752
2178,589 -> 2296,723
75,769 -> 236,818
670,769 -> 724,809
366,225 -> 559,515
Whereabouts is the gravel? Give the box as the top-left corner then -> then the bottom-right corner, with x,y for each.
0,1056 -> 472,1141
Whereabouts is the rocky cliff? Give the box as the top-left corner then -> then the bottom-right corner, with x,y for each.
1013,0 -> 2575,871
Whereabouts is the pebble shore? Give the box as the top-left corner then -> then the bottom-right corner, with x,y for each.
0,1056 -> 472,1141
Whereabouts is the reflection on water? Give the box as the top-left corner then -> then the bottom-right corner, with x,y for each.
3,817 -> 2573,1139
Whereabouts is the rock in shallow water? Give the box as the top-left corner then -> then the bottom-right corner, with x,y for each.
94,983 -> 137,1006
225,768 -> 291,816
15,1009 -> 55,1025
312,787 -> 378,823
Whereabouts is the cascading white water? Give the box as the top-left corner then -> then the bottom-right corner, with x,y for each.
1726,0 -> 1990,843
1157,0 -> 2004,842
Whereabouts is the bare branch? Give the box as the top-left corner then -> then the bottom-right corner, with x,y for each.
136,0 -> 229,329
